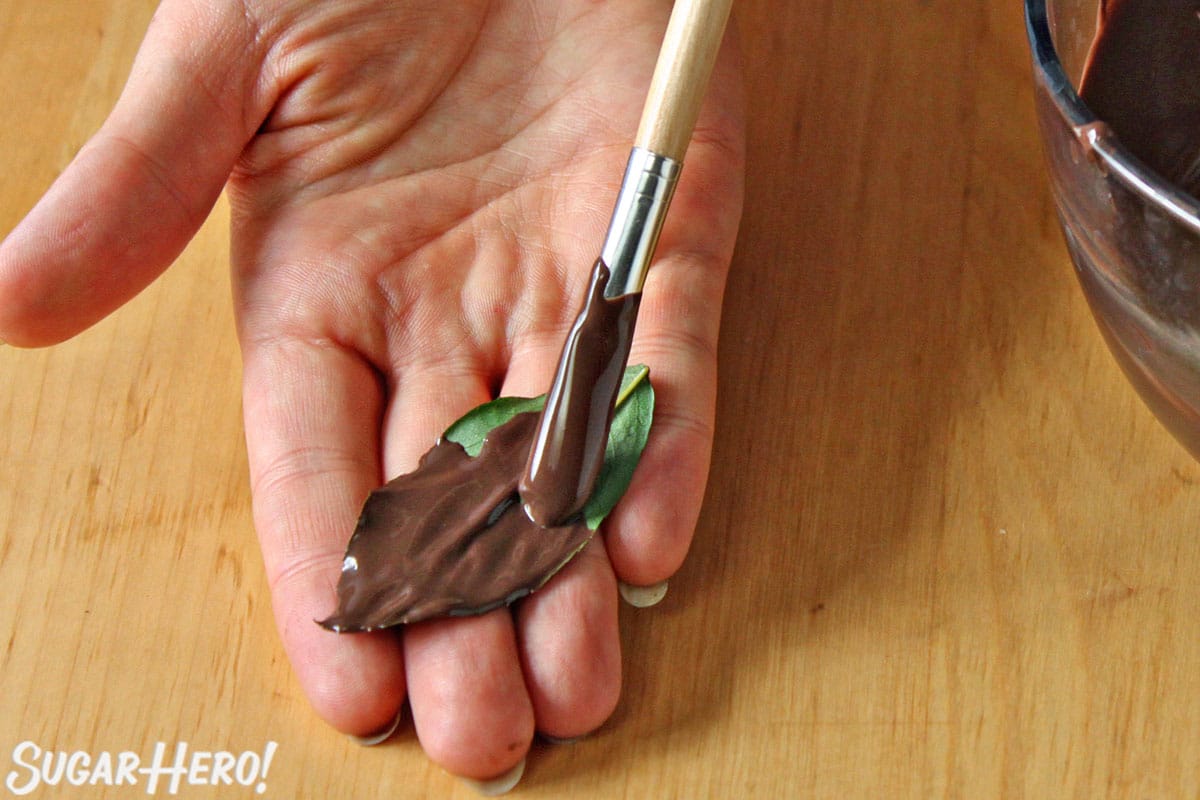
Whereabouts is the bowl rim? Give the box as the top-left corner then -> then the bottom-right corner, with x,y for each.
1024,0 -> 1200,236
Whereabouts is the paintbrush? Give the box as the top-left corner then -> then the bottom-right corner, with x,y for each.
520,0 -> 735,526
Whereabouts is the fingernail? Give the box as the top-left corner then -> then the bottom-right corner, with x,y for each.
619,580 -> 669,608
461,758 -> 525,797
348,709 -> 403,747
540,733 -> 584,745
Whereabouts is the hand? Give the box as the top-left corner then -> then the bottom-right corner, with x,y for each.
0,0 -> 744,785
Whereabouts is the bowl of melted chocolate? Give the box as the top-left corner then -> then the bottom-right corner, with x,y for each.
1027,0 -> 1200,457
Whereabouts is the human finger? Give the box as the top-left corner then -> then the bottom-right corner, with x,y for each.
241,336 -> 407,737
494,323 -> 624,739
380,356 -> 537,782
515,540 -> 622,740
403,610 -> 535,785
0,0 -> 266,345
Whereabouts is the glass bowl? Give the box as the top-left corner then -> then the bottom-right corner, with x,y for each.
1026,0 -> 1200,459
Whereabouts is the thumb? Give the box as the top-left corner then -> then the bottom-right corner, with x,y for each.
0,1 -> 268,346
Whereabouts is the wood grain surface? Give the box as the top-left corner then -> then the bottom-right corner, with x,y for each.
4,1 -> 1200,798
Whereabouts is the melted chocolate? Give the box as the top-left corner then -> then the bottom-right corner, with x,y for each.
318,412 -> 592,631
1068,0 -> 1200,329
520,260 -> 641,526
1080,0 -> 1200,192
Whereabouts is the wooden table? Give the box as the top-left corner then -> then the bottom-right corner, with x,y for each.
4,1 -> 1199,797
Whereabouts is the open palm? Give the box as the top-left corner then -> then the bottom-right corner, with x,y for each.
0,0 -> 744,786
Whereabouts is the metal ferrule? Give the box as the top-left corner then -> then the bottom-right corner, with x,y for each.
600,147 -> 682,298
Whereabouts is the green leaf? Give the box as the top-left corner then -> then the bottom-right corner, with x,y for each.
442,364 -> 654,529
582,365 -> 653,530
442,395 -> 546,457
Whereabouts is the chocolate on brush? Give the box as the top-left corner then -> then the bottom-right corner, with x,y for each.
520,260 -> 641,527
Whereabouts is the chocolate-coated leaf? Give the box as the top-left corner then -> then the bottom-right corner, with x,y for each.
441,395 -> 545,457
318,412 -> 592,630
444,364 -> 654,531
318,366 -> 654,630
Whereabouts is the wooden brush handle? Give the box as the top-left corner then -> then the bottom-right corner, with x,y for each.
635,0 -> 735,162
